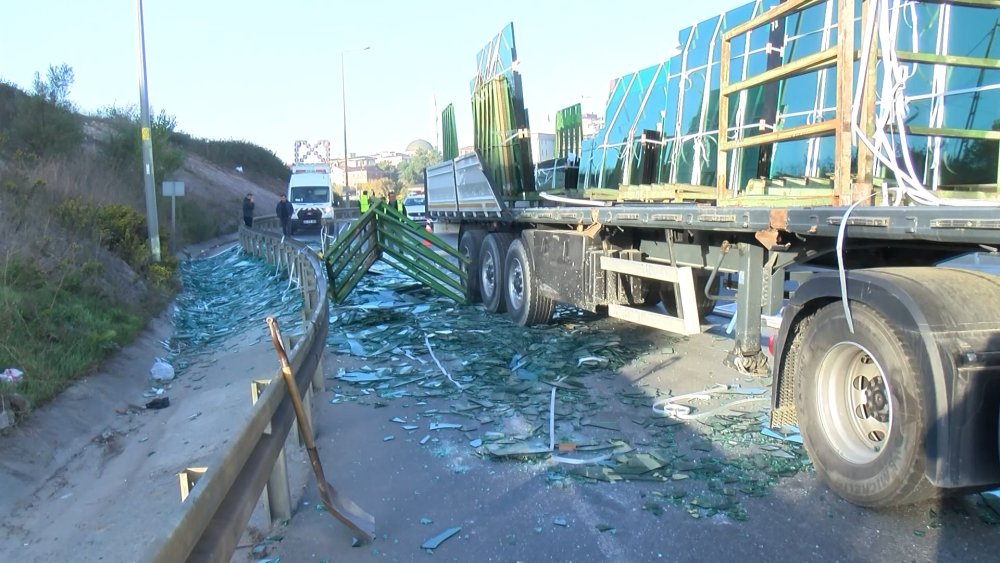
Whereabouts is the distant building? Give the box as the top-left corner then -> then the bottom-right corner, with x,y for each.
373,150 -> 409,166
582,111 -> 603,139
330,140 -> 438,189
530,132 -> 555,163
331,152 -> 385,187
406,139 -> 434,154
459,145 -> 475,156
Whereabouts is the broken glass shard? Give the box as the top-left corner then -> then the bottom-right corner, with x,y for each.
420,527 -> 461,550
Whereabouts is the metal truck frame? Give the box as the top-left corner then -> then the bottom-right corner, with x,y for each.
426,0 -> 1000,507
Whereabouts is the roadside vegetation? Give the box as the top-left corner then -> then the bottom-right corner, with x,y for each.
0,64 -> 288,415
358,146 -> 442,199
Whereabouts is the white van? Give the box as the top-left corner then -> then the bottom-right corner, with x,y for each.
288,163 -> 340,233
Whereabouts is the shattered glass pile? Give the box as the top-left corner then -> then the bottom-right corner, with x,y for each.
326,264 -> 810,521
578,0 -> 999,195
167,246 -> 304,375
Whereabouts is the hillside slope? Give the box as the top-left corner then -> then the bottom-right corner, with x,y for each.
0,79 -> 290,415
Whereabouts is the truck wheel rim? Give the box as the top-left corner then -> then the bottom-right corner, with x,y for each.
508,259 -> 524,311
816,342 -> 893,465
481,254 -> 497,296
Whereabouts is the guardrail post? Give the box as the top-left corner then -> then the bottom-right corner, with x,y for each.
251,379 -> 292,524
312,352 -> 325,393
178,467 -> 208,501
300,256 -> 314,323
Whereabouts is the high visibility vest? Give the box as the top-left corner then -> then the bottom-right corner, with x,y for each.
395,198 -> 404,213
359,193 -> 370,212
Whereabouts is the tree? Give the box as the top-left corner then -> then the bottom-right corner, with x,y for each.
101,105 -> 184,186
376,160 -> 400,184
397,147 -> 442,186
33,64 -> 75,109
10,64 -> 83,156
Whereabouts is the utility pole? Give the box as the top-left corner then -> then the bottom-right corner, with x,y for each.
136,0 -> 161,261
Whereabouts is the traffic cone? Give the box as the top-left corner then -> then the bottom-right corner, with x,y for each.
422,219 -> 432,247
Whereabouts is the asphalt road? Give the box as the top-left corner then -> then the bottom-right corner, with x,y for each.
253,232 -> 1000,562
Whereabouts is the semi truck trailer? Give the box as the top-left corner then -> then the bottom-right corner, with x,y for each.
425,0 -> 1000,507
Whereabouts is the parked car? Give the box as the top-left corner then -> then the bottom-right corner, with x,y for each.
403,194 -> 426,222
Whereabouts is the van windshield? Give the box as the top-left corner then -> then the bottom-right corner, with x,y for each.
290,186 -> 330,204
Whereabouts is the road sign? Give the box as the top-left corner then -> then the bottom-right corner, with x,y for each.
162,181 -> 185,197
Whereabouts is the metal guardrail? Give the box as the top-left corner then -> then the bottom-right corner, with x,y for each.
144,220 -> 329,562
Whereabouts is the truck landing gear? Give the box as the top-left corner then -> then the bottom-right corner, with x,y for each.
724,348 -> 769,376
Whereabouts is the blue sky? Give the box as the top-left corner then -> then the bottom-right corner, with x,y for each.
1,0 -> 738,164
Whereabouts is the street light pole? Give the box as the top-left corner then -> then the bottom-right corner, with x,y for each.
135,0 -> 161,262
341,46 -> 369,199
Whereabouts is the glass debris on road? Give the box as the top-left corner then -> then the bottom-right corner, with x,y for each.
169,246 -> 304,376
326,264 -> 810,521
420,526 -> 462,550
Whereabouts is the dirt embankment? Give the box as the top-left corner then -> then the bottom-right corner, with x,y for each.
0,146 -> 295,560
173,152 -> 286,236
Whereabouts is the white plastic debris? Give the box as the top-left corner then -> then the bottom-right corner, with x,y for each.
1,368 -> 24,383
576,356 -> 609,367
149,358 -> 175,382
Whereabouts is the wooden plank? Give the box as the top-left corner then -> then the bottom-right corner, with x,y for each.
722,46 -> 837,96
834,0 -> 856,205
929,0 -> 1000,8
894,50 -> 1000,70
855,0 -> 877,202
718,35 -> 732,199
907,126 -> 1000,141
723,0 -> 826,41
720,119 -> 837,151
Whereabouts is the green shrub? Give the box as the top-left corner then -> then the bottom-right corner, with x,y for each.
54,198 -> 179,291
0,255 -> 142,407
100,105 -> 184,186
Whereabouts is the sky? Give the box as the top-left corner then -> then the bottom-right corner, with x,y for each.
1,0 -> 739,165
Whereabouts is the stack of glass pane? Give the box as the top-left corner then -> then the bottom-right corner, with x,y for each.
470,23 -> 535,197
574,0 -> 999,199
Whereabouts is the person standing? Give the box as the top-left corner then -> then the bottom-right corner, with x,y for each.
276,194 -> 294,236
391,193 -> 404,214
359,190 -> 370,213
242,193 -> 255,227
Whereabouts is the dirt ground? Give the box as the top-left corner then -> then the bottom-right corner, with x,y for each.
0,238 -> 310,563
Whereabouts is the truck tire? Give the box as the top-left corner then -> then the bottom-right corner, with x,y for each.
659,271 -> 715,319
459,229 -> 486,303
794,302 -> 936,507
504,239 -> 554,326
480,232 -> 513,313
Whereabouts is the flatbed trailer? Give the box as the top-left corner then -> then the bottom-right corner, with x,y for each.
426,0 -> 1000,507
